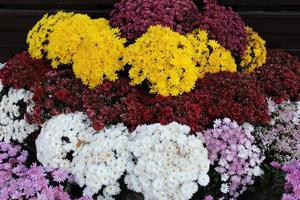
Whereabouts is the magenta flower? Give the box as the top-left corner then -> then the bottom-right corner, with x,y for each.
110,0 -> 201,41
196,0 -> 248,56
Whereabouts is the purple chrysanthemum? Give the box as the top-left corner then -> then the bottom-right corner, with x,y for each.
201,118 -> 264,198
273,160 -> 300,200
0,142 -> 91,200
110,0 -> 201,41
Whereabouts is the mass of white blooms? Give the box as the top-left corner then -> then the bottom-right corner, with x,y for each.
0,86 -> 38,142
72,123 -> 131,197
36,112 -> 96,171
125,122 -> 210,200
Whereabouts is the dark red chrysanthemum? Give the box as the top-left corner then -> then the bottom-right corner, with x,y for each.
82,73 -> 270,132
0,51 -> 52,90
110,0 -> 201,41
151,72 -> 270,132
82,77 -> 154,131
196,0 -> 248,56
252,49 -> 300,103
194,72 -> 270,127
28,69 -> 85,124
266,49 -> 300,76
148,94 -> 210,132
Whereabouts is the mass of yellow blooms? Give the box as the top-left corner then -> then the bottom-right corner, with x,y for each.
27,12 -> 126,88
124,25 -> 198,96
187,29 -> 237,78
27,11 -> 266,96
27,12 -> 74,59
240,26 -> 267,72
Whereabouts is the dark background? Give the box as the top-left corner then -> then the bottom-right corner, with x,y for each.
0,0 -> 299,62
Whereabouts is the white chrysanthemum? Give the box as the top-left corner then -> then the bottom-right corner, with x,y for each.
221,183 -> 229,194
0,86 -> 38,142
0,80 -> 3,92
72,123 -> 130,197
36,112 -> 96,171
0,63 -> 5,70
125,122 -> 210,200
198,172 -> 210,187
97,195 -> 115,200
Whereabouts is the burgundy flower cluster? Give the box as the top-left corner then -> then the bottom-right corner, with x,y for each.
252,49 -> 300,103
0,51 -> 51,90
29,69 -> 85,125
109,0 -> 200,41
192,72 -> 270,128
145,73 -> 269,132
11,51 -> 299,133
196,0 -> 248,56
148,94 -> 209,132
83,77 -> 154,130
81,77 -> 208,132
83,72 -> 270,132
266,49 -> 300,76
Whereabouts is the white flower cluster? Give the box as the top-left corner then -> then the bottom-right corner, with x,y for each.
125,122 -> 210,200
72,123 -> 130,197
0,86 -> 38,142
36,113 -> 130,198
36,115 -> 212,199
36,112 -> 96,171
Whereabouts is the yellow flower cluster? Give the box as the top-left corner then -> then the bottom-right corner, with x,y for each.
124,25 -> 198,96
187,29 -> 237,78
240,26 -> 267,72
27,12 -> 245,96
27,12 -> 74,59
27,12 -> 126,88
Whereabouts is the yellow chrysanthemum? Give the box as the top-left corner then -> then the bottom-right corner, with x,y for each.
72,24 -> 126,88
124,25 -> 198,96
187,29 -> 237,78
26,12 -> 126,88
46,14 -> 95,68
27,11 -> 74,59
240,26 -> 267,72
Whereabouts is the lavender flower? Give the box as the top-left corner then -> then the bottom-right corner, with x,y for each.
200,118 -> 264,199
204,195 -> 214,200
256,100 -> 300,163
0,142 -> 91,200
110,0 -> 201,41
272,160 -> 300,200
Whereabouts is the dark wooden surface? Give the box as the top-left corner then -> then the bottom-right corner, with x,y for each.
0,0 -> 299,62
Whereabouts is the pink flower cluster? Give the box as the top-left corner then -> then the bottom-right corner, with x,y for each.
202,118 -> 264,198
0,142 -> 91,200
